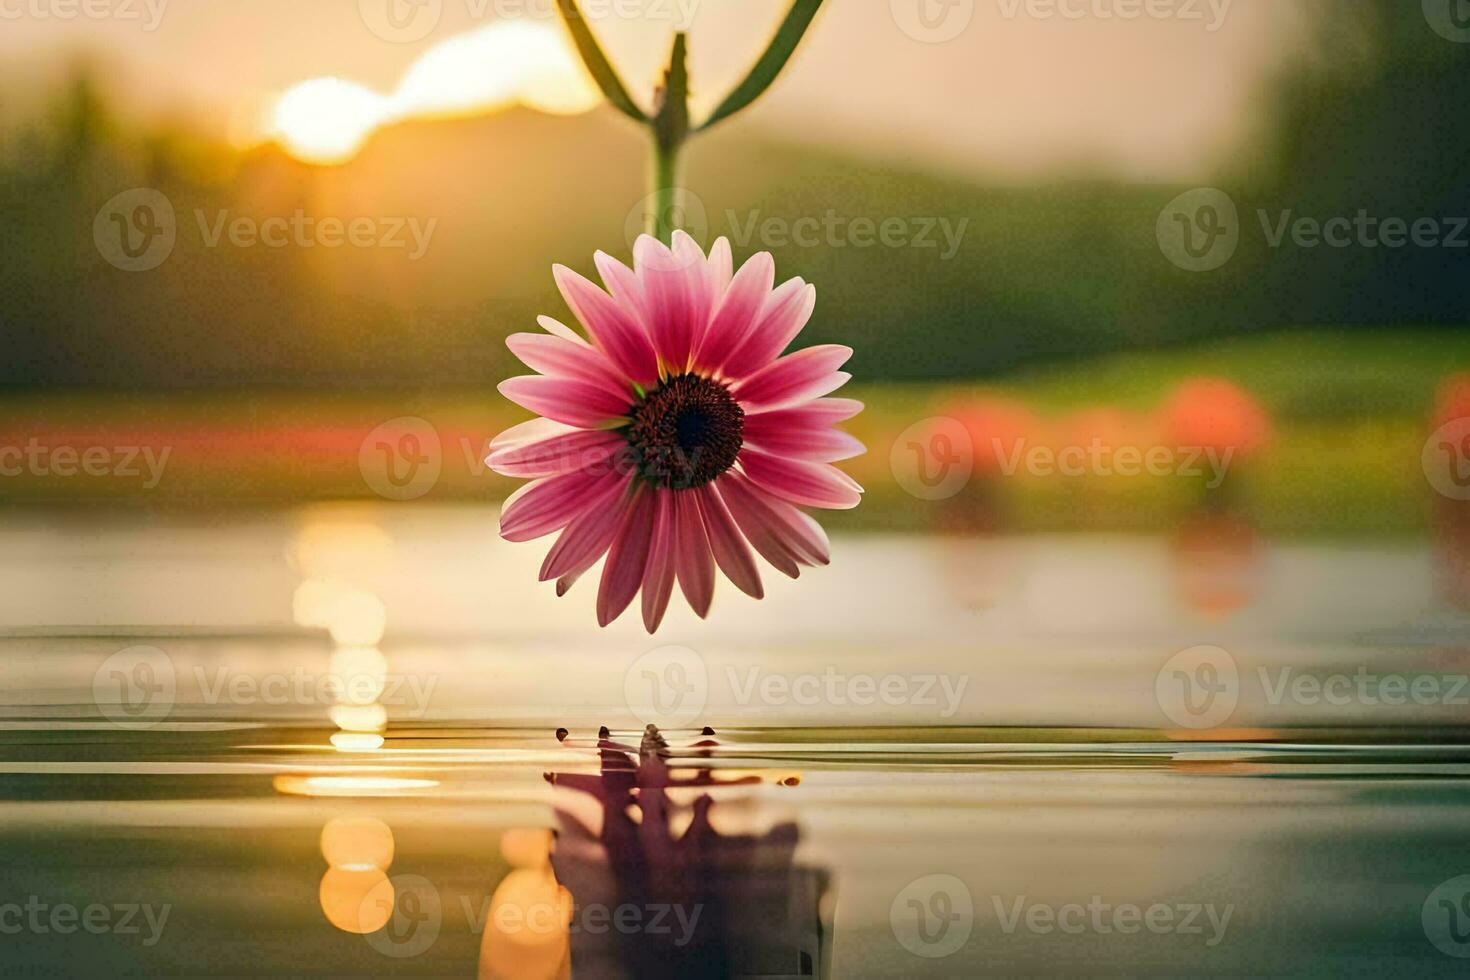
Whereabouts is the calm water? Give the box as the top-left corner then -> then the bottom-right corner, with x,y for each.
2,505 -> 1469,976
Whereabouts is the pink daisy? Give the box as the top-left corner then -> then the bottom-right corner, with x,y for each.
488,232 -> 865,632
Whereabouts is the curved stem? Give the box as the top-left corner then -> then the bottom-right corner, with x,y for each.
554,0 -> 648,122
700,0 -> 825,132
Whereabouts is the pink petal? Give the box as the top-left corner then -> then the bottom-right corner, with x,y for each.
672,490 -> 715,618
556,567 -> 586,597
674,231 -> 717,361
634,234 -> 708,373
731,345 -> 853,412
748,396 -> 864,423
536,315 -> 589,347
641,490 -> 676,633
597,485 -> 657,627
553,264 -> 659,387
720,278 -> 816,379
694,251 -> 774,374
738,448 -> 863,510
743,411 -> 866,462
500,468 -> 620,542
707,237 -> 733,302
716,474 -> 800,579
593,252 -> 651,330
540,472 -> 633,581
487,428 -> 627,479
506,333 -> 632,399
498,376 -> 633,428
724,471 -> 832,566
695,484 -> 764,599
489,417 -> 576,455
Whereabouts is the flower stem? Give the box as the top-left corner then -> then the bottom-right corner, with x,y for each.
650,137 -> 683,242
649,32 -> 690,244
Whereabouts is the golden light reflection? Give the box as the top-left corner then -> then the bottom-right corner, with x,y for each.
479,829 -> 571,980
328,645 -> 388,705
329,703 -> 388,733
290,519 -> 396,756
291,579 -> 386,644
270,21 -> 598,165
320,816 -> 398,934
320,866 -> 393,933
321,816 -> 396,870
275,775 -> 439,797
330,732 -> 387,751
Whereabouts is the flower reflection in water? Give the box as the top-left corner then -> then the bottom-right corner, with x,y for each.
488,725 -> 833,980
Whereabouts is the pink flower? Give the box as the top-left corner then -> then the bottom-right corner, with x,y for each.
488,233 -> 864,632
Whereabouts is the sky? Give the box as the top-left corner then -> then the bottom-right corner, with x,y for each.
0,0 -> 1314,179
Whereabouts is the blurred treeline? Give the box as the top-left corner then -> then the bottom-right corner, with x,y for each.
0,0 -> 1466,388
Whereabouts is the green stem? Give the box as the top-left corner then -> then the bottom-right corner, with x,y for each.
648,32 -> 690,245
650,137 -> 683,243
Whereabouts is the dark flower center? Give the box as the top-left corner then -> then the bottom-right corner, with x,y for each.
625,374 -> 745,489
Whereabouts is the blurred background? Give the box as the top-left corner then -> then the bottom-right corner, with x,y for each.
0,0 -> 1465,539
6,4 -> 1470,976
